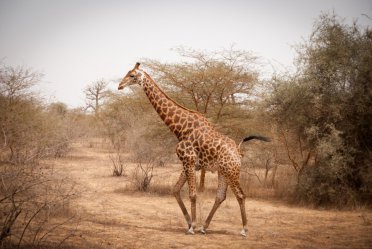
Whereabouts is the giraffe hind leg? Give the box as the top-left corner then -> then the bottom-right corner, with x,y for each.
229,177 -> 248,236
198,168 -> 206,192
201,173 -> 228,234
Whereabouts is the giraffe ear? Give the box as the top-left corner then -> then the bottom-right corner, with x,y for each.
134,62 -> 140,69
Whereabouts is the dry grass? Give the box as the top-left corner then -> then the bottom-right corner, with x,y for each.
0,160 -> 81,248
239,165 -> 298,201
40,138 -> 371,249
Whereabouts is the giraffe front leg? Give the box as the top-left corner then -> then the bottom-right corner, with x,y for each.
185,165 -> 197,234
173,171 -> 192,229
176,142 -> 197,234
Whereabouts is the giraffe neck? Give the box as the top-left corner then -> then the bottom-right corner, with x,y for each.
140,72 -> 209,139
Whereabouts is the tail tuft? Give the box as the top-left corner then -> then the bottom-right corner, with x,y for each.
242,135 -> 271,143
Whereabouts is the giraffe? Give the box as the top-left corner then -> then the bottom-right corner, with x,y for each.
118,62 -> 270,236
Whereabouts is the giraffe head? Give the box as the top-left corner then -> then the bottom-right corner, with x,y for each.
118,62 -> 146,90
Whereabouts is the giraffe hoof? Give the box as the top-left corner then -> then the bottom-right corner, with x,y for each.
200,227 -> 206,234
240,229 -> 247,237
187,227 -> 195,235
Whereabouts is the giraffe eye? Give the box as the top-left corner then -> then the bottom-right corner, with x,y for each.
130,74 -> 135,78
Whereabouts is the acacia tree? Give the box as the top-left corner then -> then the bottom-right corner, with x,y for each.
0,65 -> 42,102
146,47 -> 259,123
268,13 -> 372,206
84,79 -> 109,115
0,65 -> 43,163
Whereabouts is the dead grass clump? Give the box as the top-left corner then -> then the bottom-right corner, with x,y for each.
148,178 -> 173,196
108,152 -> 126,177
239,164 -> 297,200
113,182 -> 172,197
148,183 -> 172,196
106,138 -> 127,177
273,165 -> 297,199
130,156 -> 155,192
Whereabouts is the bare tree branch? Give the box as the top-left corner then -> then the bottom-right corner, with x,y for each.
84,79 -> 109,115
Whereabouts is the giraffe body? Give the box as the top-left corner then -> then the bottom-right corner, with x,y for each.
118,63 -> 261,236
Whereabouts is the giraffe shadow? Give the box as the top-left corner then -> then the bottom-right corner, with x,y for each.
201,229 -> 235,236
136,224 -> 236,236
113,222 -> 236,236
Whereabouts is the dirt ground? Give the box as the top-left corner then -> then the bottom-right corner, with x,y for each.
49,141 -> 372,249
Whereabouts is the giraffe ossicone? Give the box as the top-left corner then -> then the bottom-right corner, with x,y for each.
118,62 -> 269,236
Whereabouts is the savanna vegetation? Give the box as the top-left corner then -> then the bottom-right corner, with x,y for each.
1,13 -> 371,248
0,65 -> 89,248
96,13 -> 371,207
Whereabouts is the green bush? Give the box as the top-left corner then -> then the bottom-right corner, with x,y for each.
296,125 -> 357,207
268,13 -> 372,206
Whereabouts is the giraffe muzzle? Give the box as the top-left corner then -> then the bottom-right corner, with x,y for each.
118,81 -> 126,90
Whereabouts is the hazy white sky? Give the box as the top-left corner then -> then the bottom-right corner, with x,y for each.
0,0 -> 370,107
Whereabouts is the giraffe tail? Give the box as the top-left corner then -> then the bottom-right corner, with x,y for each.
242,135 -> 271,143
238,135 -> 271,149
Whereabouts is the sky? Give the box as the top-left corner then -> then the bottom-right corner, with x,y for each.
0,0 -> 371,107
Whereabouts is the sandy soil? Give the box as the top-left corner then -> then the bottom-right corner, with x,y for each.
49,141 -> 372,249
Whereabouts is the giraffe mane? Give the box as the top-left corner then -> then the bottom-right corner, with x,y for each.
143,71 -> 201,115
